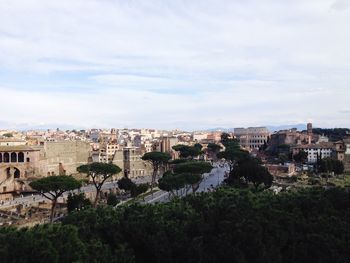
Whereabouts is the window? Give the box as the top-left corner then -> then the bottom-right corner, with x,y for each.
18,152 -> 24,162
11,152 -> 17,162
4,153 -> 9,163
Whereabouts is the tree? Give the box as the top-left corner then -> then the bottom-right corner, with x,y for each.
29,175 -> 82,222
117,176 -> 135,192
217,139 -> 249,173
228,159 -> 273,190
312,128 -> 350,141
77,162 -> 122,207
173,161 -> 213,193
117,177 -> 149,198
3,188 -> 350,262
130,183 -> 149,198
141,152 -> 171,191
107,193 -> 119,206
158,172 -> 186,197
172,145 -> 202,159
2,133 -> 13,138
278,153 -> 289,165
206,143 -> 222,161
333,160 -> 345,175
220,132 -> 232,146
317,158 -> 344,176
67,193 -> 91,213
293,150 -> 308,163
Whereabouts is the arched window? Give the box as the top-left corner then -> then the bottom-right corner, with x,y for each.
18,152 -> 24,162
4,153 -> 9,163
14,168 -> 20,179
11,152 -> 17,163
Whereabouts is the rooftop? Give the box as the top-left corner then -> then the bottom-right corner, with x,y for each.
0,145 -> 39,152
292,142 -> 335,150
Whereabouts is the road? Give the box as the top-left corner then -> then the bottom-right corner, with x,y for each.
0,163 -> 229,209
143,164 -> 229,204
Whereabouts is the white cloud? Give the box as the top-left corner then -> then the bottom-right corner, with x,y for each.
0,0 -> 349,129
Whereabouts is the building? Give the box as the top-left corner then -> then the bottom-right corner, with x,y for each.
0,146 -> 41,200
98,143 -> 121,163
0,138 -> 27,147
291,142 -> 335,163
160,137 -> 178,153
193,133 -> 208,142
234,127 -> 270,150
37,141 -> 91,176
122,147 -> 152,178
268,129 -> 302,150
0,140 -> 91,200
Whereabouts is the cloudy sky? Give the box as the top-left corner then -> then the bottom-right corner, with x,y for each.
0,0 -> 349,130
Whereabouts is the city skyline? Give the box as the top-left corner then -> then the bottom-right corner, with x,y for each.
1,0 -> 350,130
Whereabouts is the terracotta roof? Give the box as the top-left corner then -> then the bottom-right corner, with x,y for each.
292,143 -> 335,150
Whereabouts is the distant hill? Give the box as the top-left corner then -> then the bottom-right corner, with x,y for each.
200,124 -> 307,133
266,124 -> 307,132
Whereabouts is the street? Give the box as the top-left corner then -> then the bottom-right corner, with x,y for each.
143,164 -> 229,204
0,163 -> 229,209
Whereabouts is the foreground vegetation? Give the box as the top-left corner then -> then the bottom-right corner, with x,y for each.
1,186 -> 350,263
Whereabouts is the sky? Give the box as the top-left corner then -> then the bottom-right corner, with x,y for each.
0,0 -> 349,130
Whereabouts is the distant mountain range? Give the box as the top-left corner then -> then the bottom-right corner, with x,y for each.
3,123 -> 347,133
200,124 -> 307,133
266,124 -> 307,132
0,121 -> 79,131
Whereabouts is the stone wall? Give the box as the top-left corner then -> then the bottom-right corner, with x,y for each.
38,141 -> 91,176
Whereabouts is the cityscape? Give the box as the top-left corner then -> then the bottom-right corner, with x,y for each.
1,0 -> 350,262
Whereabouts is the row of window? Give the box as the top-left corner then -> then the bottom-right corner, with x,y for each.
248,140 -> 266,144
305,149 -> 332,152
130,170 -> 145,176
0,152 -> 27,163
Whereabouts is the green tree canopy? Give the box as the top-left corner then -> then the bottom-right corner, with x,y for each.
2,133 -> 13,138
318,157 -> 344,175
174,161 -> 213,175
77,162 -> 121,207
130,183 -> 149,198
220,132 -> 232,146
206,143 -> 222,160
67,193 -> 91,213
107,193 -> 120,206
141,151 -> 171,190
293,150 -> 308,163
172,145 -> 202,159
117,176 -> 135,192
217,139 -> 250,172
158,172 -> 186,196
227,158 -> 273,190
2,187 -> 350,262
207,143 -> 222,152
173,161 -> 213,193
29,175 -> 82,222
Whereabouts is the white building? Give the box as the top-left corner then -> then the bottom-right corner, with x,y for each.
292,143 -> 334,163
